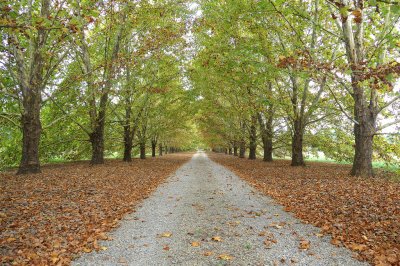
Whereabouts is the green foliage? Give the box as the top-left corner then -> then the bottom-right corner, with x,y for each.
0,0 -> 399,171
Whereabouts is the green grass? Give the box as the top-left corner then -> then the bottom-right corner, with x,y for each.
304,156 -> 399,174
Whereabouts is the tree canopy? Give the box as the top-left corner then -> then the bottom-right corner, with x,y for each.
1,0 -> 399,177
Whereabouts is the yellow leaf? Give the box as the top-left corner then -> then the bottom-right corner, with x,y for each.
204,251 -> 213,256
83,247 -> 91,253
191,241 -> 200,247
161,232 -> 172,238
212,236 -> 222,242
218,254 -> 233,261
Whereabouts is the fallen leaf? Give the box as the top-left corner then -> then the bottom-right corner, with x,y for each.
212,236 -> 222,242
191,241 -> 200,247
299,240 -> 310,250
331,239 -> 341,246
264,239 -> 275,249
161,232 -> 172,238
118,257 -> 128,264
163,245 -> 170,251
217,254 -> 233,261
349,243 -> 367,251
203,251 -> 213,256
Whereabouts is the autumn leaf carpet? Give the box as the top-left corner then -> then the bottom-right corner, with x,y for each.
74,152 -> 366,266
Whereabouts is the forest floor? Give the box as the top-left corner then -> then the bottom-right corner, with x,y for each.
209,153 -> 400,266
74,152 -> 364,266
1,152 -> 398,265
0,153 -> 192,265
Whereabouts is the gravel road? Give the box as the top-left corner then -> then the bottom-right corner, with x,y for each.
73,152 -> 368,266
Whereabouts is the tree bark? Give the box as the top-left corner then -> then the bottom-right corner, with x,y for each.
248,115 -> 257,160
258,111 -> 274,162
338,2 -> 376,176
239,141 -> 246,158
140,142 -> 146,159
263,139 -> 273,162
16,0 -> 50,174
350,81 -> 376,176
233,144 -> 238,156
228,147 -> 232,155
18,99 -> 42,174
291,119 -> 305,166
123,103 -> 132,162
90,97 -> 106,164
123,135 -> 132,162
159,143 -> 163,156
151,140 -> 157,157
351,123 -> 374,176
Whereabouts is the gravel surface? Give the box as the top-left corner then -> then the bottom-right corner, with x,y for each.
73,152 -> 368,266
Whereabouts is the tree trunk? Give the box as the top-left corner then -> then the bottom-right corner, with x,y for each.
258,110 -> 274,162
151,141 -> 156,157
159,143 -> 163,156
15,0 -> 50,174
263,138 -> 273,162
350,82 -> 376,176
18,103 -> 42,174
90,105 -> 106,164
123,130 -> 132,162
338,4 -> 376,177
239,141 -> 246,158
233,144 -> 238,156
291,119 -> 305,166
90,126 -> 104,164
140,142 -> 146,159
123,104 -> 132,162
228,147 -> 232,155
351,125 -> 374,176
165,146 -> 168,154
248,115 -> 257,160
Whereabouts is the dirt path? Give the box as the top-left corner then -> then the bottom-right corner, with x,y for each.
73,152 -> 367,265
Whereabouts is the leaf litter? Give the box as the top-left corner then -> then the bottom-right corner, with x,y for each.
209,153 -> 400,266
0,153 -> 191,265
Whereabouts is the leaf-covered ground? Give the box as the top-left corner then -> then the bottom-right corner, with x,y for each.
209,153 -> 400,266
0,153 -> 191,265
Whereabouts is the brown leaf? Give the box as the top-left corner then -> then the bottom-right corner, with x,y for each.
264,239 -> 275,249
118,257 -> 128,264
0,154 -> 192,265
348,243 -> 367,251
299,240 -> 310,250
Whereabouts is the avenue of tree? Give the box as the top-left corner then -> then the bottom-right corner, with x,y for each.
1,0 -> 400,177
